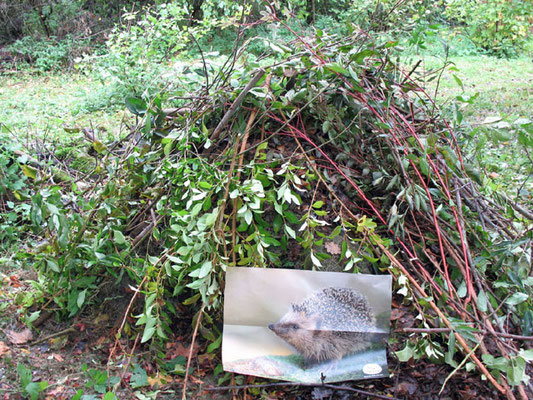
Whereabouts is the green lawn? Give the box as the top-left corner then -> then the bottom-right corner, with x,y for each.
418,55 -> 532,200
420,55 -> 532,122
0,73 -> 130,145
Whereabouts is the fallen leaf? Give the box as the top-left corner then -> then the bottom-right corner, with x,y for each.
95,335 -> 109,346
9,275 -> 22,287
147,373 -> 171,387
50,335 -> 69,350
52,353 -> 65,362
166,342 -> 198,359
190,375 -> 204,385
390,308 -> 405,321
482,116 -> 502,124
396,381 -> 418,396
7,328 -> 33,344
45,386 -> 66,397
324,241 -> 341,255
74,322 -> 86,332
93,313 -> 109,325
0,341 -> 10,356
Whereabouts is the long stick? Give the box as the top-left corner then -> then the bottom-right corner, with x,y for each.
181,305 -> 205,400
210,69 -> 265,141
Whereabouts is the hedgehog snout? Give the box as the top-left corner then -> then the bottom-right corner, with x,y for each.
268,323 -> 275,331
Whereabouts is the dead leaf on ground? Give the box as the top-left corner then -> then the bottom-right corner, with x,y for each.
9,275 -> 22,287
50,335 -> 69,350
7,328 -> 33,344
52,353 -> 65,362
93,313 -> 109,325
324,241 -> 341,255
390,308 -> 405,320
45,385 -> 67,399
190,375 -> 204,385
166,342 -> 198,359
147,373 -> 171,387
0,341 -> 10,356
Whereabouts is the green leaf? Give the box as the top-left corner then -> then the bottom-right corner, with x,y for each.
198,181 -> 212,189
482,354 -> 508,372
125,97 -> 148,116
518,349 -> 533,362
476,289 -> 488,312
47,259 -> 60,272
77,289 -> 86,308
419,158 -> 429,176
141,325 -> 155,343
21,164 -> 37,180
444,333 -> 457,367
207,335 -> 222,353
395,344 -> 414,362
103,392 -> 118,400
25,382 -> 48,400
130,365 -> 149,388
312,201 -> 324,209
490,129 -> 512,142
325,63 -> 349,76
63,127 -> 80,133
113,230 -> 126,245
507,357 -> 526,386
17,364 -> 32,387
186,278 -> 206,290
244,209 -> 253,225
285,225 -> 296,239
310,252 -> 321,267
197,261 -> 212,279
351,49 -> 376,65
452,74 -> 464,91
506,293 -> 528,306
92,140 -> 107,154
522,310 -> 533,336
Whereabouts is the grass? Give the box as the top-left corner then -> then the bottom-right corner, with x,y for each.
404,54 -> 533,202
421,55 -> 532,121
0,73 -> 131,146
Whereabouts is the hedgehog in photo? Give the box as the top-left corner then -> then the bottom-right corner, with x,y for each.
268,287 -> 381,367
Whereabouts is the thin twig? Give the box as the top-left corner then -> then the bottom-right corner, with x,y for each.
403,328 -> 533,341
30,327 -> 75,345
181,305 -> 205,400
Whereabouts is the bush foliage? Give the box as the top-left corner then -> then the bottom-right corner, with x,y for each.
444,0 -> 532,56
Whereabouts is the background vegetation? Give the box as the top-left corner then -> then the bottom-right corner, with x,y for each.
0,1 -> 531,399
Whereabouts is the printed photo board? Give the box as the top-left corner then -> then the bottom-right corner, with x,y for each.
222,267 -> 391,383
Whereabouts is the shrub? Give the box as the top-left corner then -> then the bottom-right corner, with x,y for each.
444,0 -> 532,56
0,134 -> 31,250
345,0 -> 443,32
82,3 -> 219,108
7,35 -> 92,72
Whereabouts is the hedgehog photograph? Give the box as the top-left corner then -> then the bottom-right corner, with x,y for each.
222,267 -> 390,383
268,287 -> 381,367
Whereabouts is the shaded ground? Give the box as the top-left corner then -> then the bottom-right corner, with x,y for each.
0,269 -> 506,399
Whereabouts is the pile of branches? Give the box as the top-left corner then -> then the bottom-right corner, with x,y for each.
19,14 -> 531,400
156,30 -> 530,400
